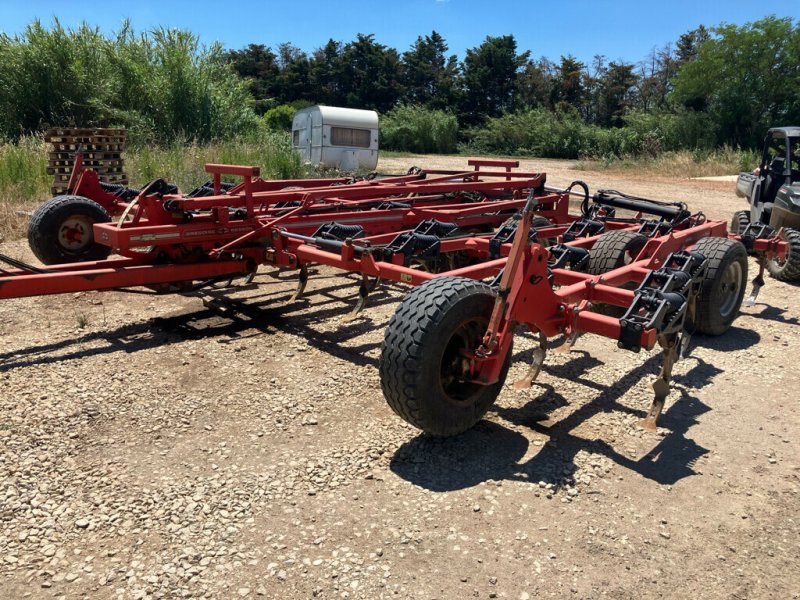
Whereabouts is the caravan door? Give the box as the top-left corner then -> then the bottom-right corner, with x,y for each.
310,111 -> 323,165
292,112 -> 312,163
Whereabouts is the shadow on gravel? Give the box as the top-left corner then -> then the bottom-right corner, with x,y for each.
391,329 -> 755,492
0,275 -> 406,372
743,304 -> 799,326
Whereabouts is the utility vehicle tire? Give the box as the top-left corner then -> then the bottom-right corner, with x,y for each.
587,230 -> 647,275
586,230 -> 647,316
28,195 -> 111,265
766,227 -> 800,282
730,210 -> 750,235
379,276 -> 512,437
692,236 -> 748,335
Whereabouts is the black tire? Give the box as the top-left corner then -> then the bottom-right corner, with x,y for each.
730,210 -> 749,235
379,276 -> 512,437
587,230 -> 647,275
28,195 -> 112,265
531,216 -> 557,247
691,237 -> 748,335
766,227 -> 800,282
586,230 -> 647,316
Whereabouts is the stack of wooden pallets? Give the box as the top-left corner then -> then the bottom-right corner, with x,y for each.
45,128 -> 128,196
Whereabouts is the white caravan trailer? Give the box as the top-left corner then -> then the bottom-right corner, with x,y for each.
292,106 -> 379,171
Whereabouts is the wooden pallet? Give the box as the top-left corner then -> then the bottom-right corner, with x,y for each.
46,127 -> 128,195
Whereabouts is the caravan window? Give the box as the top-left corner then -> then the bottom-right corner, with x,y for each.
292,130 -> 301,146
331,127 -> 371,148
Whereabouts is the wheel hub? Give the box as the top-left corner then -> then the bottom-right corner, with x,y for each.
439,317 -> 487,404
58,216 -> 93,251
718,261 -> 743,317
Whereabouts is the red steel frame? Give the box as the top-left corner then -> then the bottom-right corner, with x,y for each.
1,160 -> 789,386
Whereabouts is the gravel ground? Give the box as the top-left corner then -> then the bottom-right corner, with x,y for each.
1,156 -> 799,599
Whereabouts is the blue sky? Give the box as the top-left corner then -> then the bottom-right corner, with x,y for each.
1,1 -> 797,65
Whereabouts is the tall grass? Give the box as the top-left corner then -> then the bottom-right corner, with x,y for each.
128,130 -> 303,190
0,136 -> 51,200
0,132 -> 303,241
0,20 -> 258,143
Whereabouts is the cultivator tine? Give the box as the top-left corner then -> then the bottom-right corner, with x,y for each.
637,334 -> 680,432
745,256 -> 766,307
290,265 -> 309,302
553,331 -> 581,354
344,274 -> 380,321
513,331 -> 547,389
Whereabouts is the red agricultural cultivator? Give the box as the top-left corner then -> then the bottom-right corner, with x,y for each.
0,158 -> 790,437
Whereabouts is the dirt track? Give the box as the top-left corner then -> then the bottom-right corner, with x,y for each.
1,156 -> 799,599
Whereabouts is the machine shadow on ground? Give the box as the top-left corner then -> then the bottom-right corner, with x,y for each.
1,271 -> 766,495
0,272 -> 405,372
389,327 -> 760,493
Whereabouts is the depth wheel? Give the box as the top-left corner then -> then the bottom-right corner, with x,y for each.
379,277 -> 512,437
691,237 -> 748,335
497,215 -> 557,247
28,195 -> 112,265
586,230 -> 647,316
766,227 -> 800,282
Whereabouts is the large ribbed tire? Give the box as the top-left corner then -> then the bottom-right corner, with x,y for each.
691,237 -> 748,335
379,277 -> 512,437
587,230 -> 647,275
766,227 -> 800,282
729,210 -> 749,235
586,230 -> 647,316
28,195 -> 112,265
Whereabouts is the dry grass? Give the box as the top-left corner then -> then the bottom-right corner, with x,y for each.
576,147 -> 758,178
0,194 -> 36,243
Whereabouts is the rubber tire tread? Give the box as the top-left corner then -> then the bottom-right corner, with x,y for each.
586,230 -> 647,316
379,276 -> 512,437
691,236 -> 748,336
766,227 -> 800,282
586,230 -> 647,276
730,210 -> 749,235
28,195 -> 112,265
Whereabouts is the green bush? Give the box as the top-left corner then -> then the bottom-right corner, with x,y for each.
465,108 -> 725,160
465,109 -> 586,158
0,19 -> 259,143
380,105 -> 459,153
262,101 -> 313,131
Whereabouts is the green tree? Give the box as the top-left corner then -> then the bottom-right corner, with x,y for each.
274,43 -> 312,104
676,25 -> 710,65
596,61 -> 639,127
400,31 -> 460,109
634,44 -> 677,112
515,57 -> 556,110
309,39 -> 344,105
226,43 -> 279,113
551,55 -> 586,114
336,34 -> 402,112
461,35 -> 530,124
672,16 -> 800,147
